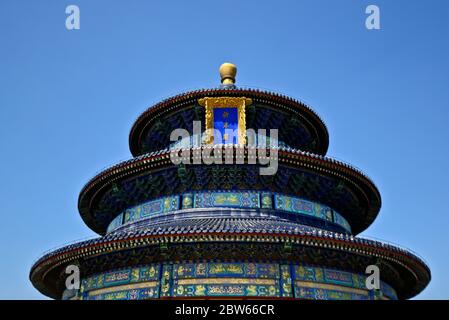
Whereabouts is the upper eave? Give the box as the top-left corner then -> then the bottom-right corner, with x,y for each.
128,87 -> 329,156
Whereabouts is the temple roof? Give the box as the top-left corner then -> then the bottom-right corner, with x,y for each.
30,212 -> 430,300
128,87 -> 330,156
78,146 -> 381,235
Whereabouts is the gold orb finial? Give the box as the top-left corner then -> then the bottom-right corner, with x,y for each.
219,62 -> 237,85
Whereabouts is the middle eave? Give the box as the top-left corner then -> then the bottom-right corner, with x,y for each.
78,146 -> 381,235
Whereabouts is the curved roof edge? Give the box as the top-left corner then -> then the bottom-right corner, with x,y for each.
77,146 -> 381,235
128,87 -> 330,156
30,219 -> 430,300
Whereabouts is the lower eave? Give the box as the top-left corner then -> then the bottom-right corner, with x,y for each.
30,229 -> 430,300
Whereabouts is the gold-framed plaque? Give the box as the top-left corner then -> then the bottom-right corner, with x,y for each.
198,97 -> 252,145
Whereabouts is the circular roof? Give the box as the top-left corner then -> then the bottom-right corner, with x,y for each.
129,88 -> 329,156
77,146 -> 381,235
30,214 -> 430,300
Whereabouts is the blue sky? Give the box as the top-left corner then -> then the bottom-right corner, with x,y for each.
0,0 -> 448,299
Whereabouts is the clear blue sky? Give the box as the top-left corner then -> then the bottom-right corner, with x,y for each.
0,0 -> 448,299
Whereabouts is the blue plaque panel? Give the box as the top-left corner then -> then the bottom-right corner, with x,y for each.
213,107 -> 238,144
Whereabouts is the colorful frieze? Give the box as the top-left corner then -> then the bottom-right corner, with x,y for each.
295,265 -> 362,289
85,283 -> 159,300
123,196 -> 180,224
69,262 -> 397,300
81,265 -> 160,292
293,264 -> 397,300
172,281 -> 280,297
171,263 -> 280,297
173,262 -> 279,279
274,194 -> 332,221
324,268 -> 355,286
194,191 -> 260,209
106,192 -> 351,233
274,194 -> 351,232
295,284 -> 370,300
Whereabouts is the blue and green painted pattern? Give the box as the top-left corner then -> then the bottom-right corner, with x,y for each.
81,265 -> 160,291
66,262 -> 397,300
86,285 -> 159,300
123,196 -> 179,224
332,211 -> 352,234
79,265 -> 160,300
380,281 -> 398,299
274,194 -> 333,222
294,265 -> 397,300
173,262 -> 279,279
106,213 -> 124,233
193,191 -> 260,209
295,285 -> 370,300
171,262 -> 281,298
81,264 -> 160,300
172,281 -> 280,297
106,191 -> 352,233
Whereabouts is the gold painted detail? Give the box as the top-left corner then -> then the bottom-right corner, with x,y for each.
209,263 -> 243,275
295,280 -> 369,296
198,97 -> 252,145
177,278 -> 275,286
87,281 -> 158,296
219,62 -> 237,85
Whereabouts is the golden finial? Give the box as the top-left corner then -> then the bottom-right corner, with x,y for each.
219,62 -> 237,85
